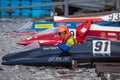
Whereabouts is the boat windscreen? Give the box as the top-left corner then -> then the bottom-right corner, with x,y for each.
10,41 -> 40,53
35,27 -> 58,36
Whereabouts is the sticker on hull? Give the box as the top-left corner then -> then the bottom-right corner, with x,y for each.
93,40 -> 111,56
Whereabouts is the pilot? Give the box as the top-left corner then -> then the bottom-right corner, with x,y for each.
57,25 -> 76,52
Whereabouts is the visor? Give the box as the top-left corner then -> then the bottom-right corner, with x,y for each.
58,31 -> 66,36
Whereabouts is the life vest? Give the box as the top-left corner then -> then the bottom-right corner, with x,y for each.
58,35 -> 76,52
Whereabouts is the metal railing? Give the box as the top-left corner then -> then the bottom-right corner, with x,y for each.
0,0 -> 119,17
0,0 -> 69,17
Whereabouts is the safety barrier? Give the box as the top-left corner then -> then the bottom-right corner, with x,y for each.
0,0 -> 52,17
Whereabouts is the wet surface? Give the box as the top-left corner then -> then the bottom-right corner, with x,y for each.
0,18 -> 101,80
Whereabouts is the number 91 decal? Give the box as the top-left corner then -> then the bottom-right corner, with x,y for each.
93,40 -> 111,56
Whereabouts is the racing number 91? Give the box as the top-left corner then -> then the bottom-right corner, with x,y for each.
93,40 -> 111,55
94,41 -> 108,51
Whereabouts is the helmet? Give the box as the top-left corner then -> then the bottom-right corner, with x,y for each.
58,25 -> 70,40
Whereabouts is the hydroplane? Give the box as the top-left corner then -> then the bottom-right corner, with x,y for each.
54,13 -> 120,22
17,28 -> 62,45
17,13 -> 120,45
2,13 -> 120,66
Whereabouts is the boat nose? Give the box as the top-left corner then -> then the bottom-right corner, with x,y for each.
2,53 -> 11,61
16,40 -> 28,45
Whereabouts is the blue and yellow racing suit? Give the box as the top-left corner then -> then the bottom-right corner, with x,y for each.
58,36 -> 76,52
